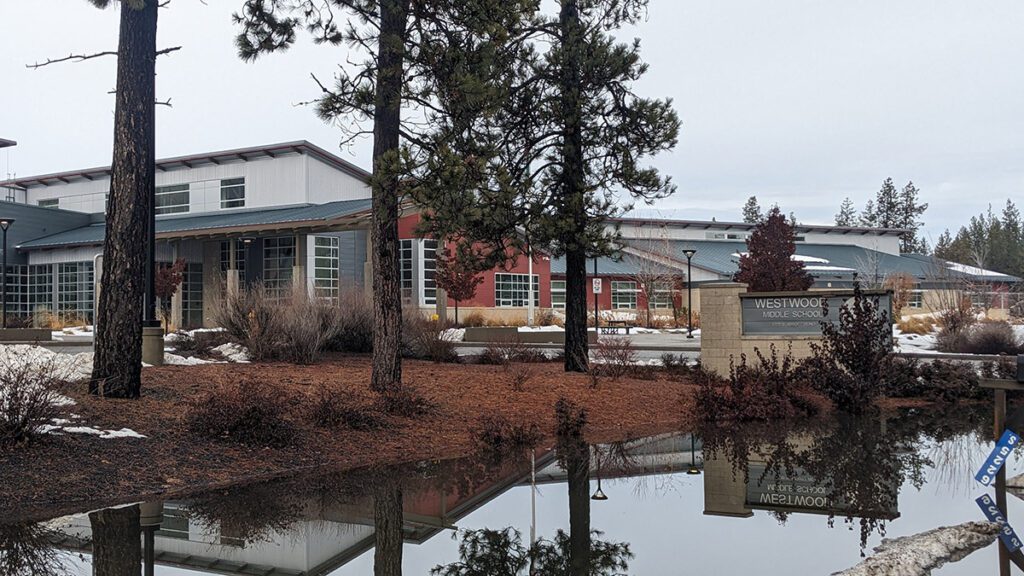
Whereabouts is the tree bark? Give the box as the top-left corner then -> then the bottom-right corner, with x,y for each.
89,505 -> 141,576
559,0 -> 588,373
370,0 -> 410,394
373,476 -> 404,576
90,0 -> 157,398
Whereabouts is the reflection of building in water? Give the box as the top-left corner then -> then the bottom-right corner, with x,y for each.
529,433 -> 703,484
52,459 -> 545,575
702,438 -> 900,521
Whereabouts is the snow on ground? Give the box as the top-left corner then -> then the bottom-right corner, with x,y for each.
212,342 -> 249,362
50,325 -> 94,341
0,345 -> 94,381
163,353 -> 213,366
893,327 -> 940,354
832,521 -> 998,576
164,327 -> 227,343
518,325 -> 564,332
440,328 -> 466,342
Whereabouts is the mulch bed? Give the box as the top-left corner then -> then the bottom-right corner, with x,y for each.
0,354 -> 699,522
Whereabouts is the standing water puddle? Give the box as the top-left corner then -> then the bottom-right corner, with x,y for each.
3,406 -> 1019,575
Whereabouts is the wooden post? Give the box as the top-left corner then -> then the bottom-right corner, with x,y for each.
996,388 -> 1010,576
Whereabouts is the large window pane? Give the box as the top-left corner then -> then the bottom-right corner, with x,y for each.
611,281 -> 637,309
494,273 -> 540,308
155,184 -> 189,215
220,178 -> 245,209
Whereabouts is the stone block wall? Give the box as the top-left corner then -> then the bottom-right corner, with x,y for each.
699,282 -> 824,376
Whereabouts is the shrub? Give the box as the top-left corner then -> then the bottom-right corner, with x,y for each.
403,315 -> 460,363
536,309 -> 563,327
805,283 -> 894,413
897,316 -> 936,335
957,321 -> 1023,355
328,291 -> 375,353
479,338 -> 529,366
0,355 -> 71,447
461,311 -> 487,328
508,364 -> 535,391
935,294 -> 977,350
592,338 -> 637,380
212,283 -> 284,362
696,346 -> 818,422
474,415 -> 542,461
375,387 -> 434,417
186,379 -> 296,447
277,296 -> 340,364
884,358 -> 986,402
311,384 -> 384,430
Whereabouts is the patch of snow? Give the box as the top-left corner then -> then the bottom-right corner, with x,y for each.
99,428 -> 146,439
519,325 -> 564,332
212,342 -> 250,362
163,353 -> 212,366
946,261 -> 1010,278
804,265 -> 856,272
893,327 -> 939,353
832,521 -> 999,576
732,252 -> 831,265
631,327 -> 661,334
58,425 -> 145,439
0,345 -> 93,382
440,328 -> 466,342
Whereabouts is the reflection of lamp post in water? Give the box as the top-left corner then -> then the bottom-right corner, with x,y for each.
139,501 -> 164,576
592,446 -> 608,500
682,248 -> 696,339
687,434 -> 702,475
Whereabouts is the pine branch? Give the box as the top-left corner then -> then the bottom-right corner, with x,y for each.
26,51 -> 117,69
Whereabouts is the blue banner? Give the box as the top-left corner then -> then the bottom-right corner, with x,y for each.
977,494 -> 1023,553
975,429 -> 1021,487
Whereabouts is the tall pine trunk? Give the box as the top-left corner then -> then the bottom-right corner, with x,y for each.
373,477 -> 404,576
369,0 -> 410,394
91,0 -> 157,398
560,0 -> 588,373
89,505 -> 141,576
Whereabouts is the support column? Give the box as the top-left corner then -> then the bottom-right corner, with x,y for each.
201,241 -> 221,328
226,238 -> 240,298
292,234 -> 307,299
169,242 -> 183,332
363,229 -> 373,299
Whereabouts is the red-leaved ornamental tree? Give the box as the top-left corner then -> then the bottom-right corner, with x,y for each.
435,249 -> 484,325
734,207 -> 814,292
155,258 -> 186,330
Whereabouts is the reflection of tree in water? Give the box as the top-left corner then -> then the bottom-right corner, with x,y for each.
0,521 -> 71,576
434,399 -> 633,576
431,527 -> 631,576
89,505 -> 141,576
699,407 -> 988,553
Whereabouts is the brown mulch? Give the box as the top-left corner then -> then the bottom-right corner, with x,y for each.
0,354 -> 699,522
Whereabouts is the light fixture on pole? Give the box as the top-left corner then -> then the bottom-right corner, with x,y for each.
592,446 -> 609,500
687,434 -> 702,475
0,218 -> 14,330
682,249 -> 696,339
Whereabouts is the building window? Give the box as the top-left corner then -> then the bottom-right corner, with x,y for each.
421,239 -> 437,306
38,198 -> 58,208
29,264 -> 53,316
220,178 -> 245,209
907,290 -> 924,309
57,262 -> 94,322
219,241 -> 247,277
551,280 -> 566,309
650,281 -> 674,309
495,273 -> 540,308
155,183 -> 190,215
263,236 -> 295,297
400,239 -> 414,305
314,236 -> 340,299
611,281 -> 638,309
182,263 -> 203,328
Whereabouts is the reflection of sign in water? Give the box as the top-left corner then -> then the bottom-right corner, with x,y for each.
977,493 -> 1023,552
975,429 -> 1020,487
740,291 -> 892,336
745,463 -> 898,519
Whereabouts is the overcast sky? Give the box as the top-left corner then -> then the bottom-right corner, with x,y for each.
3,1 -> 1022,242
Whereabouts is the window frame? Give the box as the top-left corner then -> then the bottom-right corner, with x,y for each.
494,273 -> 540,308
155,183 -> 190,215
611,280 -> 638,310
220,177 -> 245,209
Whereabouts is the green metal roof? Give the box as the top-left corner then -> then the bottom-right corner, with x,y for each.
16,199 -> 372,250
549,253 -> 682,276
554,239 -> 1020,284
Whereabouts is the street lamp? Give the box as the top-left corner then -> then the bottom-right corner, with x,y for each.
682,248 -> 696,339
592,446 -> 609,500
0,218 -> 14,329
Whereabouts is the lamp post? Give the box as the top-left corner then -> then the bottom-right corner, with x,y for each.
593,258 -> 599,332
592,446 -> 608,500
0,219 -> 13,329
682,248 -> 696,338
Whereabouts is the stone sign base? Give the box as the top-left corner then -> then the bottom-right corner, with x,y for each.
0,328 -> 52,342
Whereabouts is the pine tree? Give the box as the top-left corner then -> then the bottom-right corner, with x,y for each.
235,0 -> 534,394
835,197 -> 857,227
873,177 -> 900,228
410,0 -> 680,373
742,196 -> 763,224
859,200 -> 877,227
933,229 -> 954,259
998,200 -> 1024,277
89,0 -> 159,399
734,207 -> 814,292
897,181 -> 928,253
